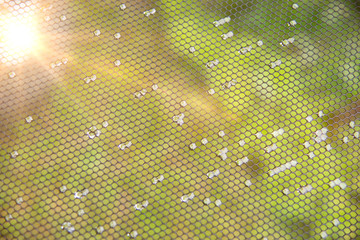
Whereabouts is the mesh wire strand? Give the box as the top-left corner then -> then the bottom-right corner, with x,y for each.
0,0 -> 359,239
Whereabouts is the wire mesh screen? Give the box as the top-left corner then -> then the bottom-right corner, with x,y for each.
1,0 -> 359,239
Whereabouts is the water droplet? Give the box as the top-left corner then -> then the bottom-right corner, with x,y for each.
82,189 -> 89,196
16,197 -> 23,204
60,15 -> 66,21
144,8 -> 156,17
318,111 -> 324,117
5,214 -> 13,221
97,226 -> 104,234
308,152 -> 315,159
292,3 -> 299,9
110,220 -> 117,228
119,3 -> 126,10
114,33 -> 121,39
180,101 -> 187,107
9,71 -> 16,78
343,136 -> 349,143
256,40 -> 263,47
94,29 -> 101,36
60,186 -> 67,193
11,151 -> 18,158
238,140 -> 245,147
245,180 -> 252,187
215,199 -> 222,206
62,222 -> 75,233
102,121 -> 109,128
201,138 -> 208,145
349,121 -> 355,128
114,60 -> 121,66
208,89 -> 215,95
213,16 -> 231,27
206,59 -> 219,69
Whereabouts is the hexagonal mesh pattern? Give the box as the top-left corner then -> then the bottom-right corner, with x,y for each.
1,0 -> 359,239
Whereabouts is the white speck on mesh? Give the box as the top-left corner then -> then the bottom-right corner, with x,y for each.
152,84 -> 159,91
188,193 -> 195,200
134,203 -> 144,211
60,15 -> 66,21
190,143 -> 197,150
237,156 -> 249,166
239,45 -> 252,54
320,231 -> 327,239
314,127 -> 328,143
144,8 -> 156,17
26,116 -> 33,123
142,200 -> 149,208
204,198 -> 211,205
218,131 -> 225,137
288,20 -> 297,26
173,113 -> 185,126
318,111 -> 324,117
180,101 -> 187,107
257,40 -> 263,47
298,184 -> 313,194
272,128 -> 285,137
245,180 -> 252,186
60,186 -> 67,193
74,192 -> 82,199
306,116 -> 313,122
206,59 -> 219,69
16,197 -> 23,204
283,188 -> 290,195
94,29 -> 101,36
180,195 -> 189,203
308,152 -> 315,159
215,199 -> 222,206
333,219 -> 340,226
158,175 -> 164,182
218,147 -> 228,160
78,209 -> 85,216
354,132 -> 359,138
343,136 -> 349,143
208,89 -> 215,95
207,169 -> 220,179
221,31 -> 234,40
82,189 -> 89,196
102,121 -> 109,128
44,16 -> 50,21
201,138 -> 208,145
97,226 -> 104,234
189,47 -> 196,53
119,3 -> 126,10
119,141 -> 132,150
110,220 -> 117,228
256,132 -> 263,139
269,160 -> 297,176
266,143 -> 278,153
11,151 -> 18,158
62,222 -> 75,233
326,144 -> 332,151
339,182 -> 347,189
129,230 -> 138,238
349,121 -> 355,128
213,16 -> 231,27
238,140 -> 245,147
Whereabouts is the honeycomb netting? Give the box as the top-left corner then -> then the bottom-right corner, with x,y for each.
1,0 -> 359,239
